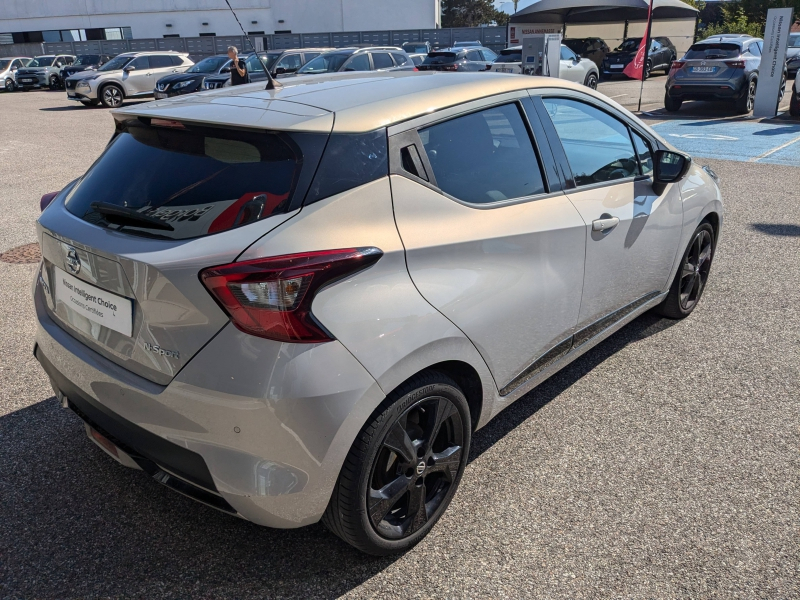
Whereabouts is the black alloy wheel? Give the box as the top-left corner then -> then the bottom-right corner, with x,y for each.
585,72 -> 598,90
4,78 -> 14,92
644,59 -> 652,79
49,75 -> 59,90
655,223 -> 715,319
323,372 -> 471,555
737,79 -> 757,114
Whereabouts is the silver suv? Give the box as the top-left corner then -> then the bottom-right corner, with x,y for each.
65,51 -> 193,107
16,54 -> 75,90
0,56 -> 31,92
34,72 -> 722,555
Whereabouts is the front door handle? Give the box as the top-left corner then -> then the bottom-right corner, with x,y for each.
592,216 -> 620,232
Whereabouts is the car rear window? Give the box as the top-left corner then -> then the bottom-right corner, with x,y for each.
65,120 -> 306,240
423,52 -> 457,64
495,50 -> 522,63
685,43 -> 741,59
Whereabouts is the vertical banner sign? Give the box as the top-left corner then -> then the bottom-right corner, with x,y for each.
753,7 -> 794,118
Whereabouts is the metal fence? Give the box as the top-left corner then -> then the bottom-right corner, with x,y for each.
40,26 -> 509,59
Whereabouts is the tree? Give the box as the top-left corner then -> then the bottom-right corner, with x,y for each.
442,0 -> 509,27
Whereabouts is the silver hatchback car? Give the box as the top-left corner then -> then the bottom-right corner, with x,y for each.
34,72 -> 722,555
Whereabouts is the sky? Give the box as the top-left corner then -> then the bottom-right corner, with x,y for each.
494,0 -> 538,14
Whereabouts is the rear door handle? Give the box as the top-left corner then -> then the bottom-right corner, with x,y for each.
592,216 -> 620,232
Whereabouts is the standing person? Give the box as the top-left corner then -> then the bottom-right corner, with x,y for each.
227,46 -> 249,86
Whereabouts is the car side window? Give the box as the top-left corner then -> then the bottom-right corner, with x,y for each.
560,47 -> 576,61
542,97 -> 638,187
631,130 -> 654,175
303,52 -> 320,62
748,43 -> 761,57
481,49 -> 498,61
277,54 -> 303,71
651,40 -> 662,51
466,50 -> 481,61
418,103 -> 546,204
150,55 -> 174,69
170,55 -> 184,66
245,54 -> 263,73
372,52 -> 394,69
344,54 -> 370,71
128,56 -> 150,70
391,53 -> 408,66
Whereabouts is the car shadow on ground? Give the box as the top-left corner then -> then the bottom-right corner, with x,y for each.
0,313 -> 676,599
750,223 -> 800,236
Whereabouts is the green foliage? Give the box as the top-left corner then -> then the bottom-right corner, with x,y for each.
702,6 -> 765,38
442,0 -> 509,27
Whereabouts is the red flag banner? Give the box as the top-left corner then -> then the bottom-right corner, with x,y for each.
623,1 -> 654,80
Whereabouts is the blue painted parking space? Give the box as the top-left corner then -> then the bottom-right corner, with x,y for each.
650,119 -> 800,166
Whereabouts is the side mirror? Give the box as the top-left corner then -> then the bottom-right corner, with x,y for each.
653,150 -> 691,192
220,66 -> 231,73
275,67 -> 286,75
123,66 -> 135,73
11,66 -> 17,71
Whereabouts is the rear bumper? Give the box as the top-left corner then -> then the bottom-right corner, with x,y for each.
666,81 -> 746,101
33,271 -> 385,528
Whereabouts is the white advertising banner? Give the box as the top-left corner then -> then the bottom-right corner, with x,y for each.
753,7 -> 794,118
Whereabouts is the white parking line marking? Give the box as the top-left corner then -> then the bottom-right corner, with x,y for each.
608,94 -> 628,99
668,133 -> 739,141
748,134 -> 800,162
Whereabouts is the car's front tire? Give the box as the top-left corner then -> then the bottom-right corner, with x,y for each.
584,72 -> 598,90
4,78 -> 14,92
49,75 -> 60,90
323,371 -> 471,555
655,223 -> 715,319
99,84 -> 124,108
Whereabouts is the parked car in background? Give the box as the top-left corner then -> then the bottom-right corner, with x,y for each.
60,55 -> 112,81
267,48 -> 333,77
402,41 -> 431,55
490,45 -> 599,89
786,32 -> 800,77
408,53 -> 426,67
294,47 -> 415,75
0,57 -> 31,92
418,47 -> 497,71
33,71 -> 721,557
451,40 -> 482,48
202,52 -> 285,89
16,54 -> 75,90
665,36 -> 786,114
66,51 -> 193,107
790,75 -> 799,117
602,36 -> 676,79
155,54 -> 231,98
563,37 -> 611,69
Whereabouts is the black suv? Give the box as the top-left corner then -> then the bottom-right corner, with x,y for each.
418,47 -> 498,72
60,54 -> 111,81
603,36 -> 677,79
563,37 -> 611,69
155,54 -> 231,98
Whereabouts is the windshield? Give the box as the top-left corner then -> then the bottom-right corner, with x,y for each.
29,56 -> 55,67
564,40 -> 587,53
789,33 -> 800,48
297,53 -> 350,74
403,43 -> 429,53
74,55 -> 101,66
616,39 -> 641,52
495,49 -> 522,63
99,55 -> 134,71
188,56 -> 229,73
65,120 -> 302,240
0,60 -> 10,71
264,52 -> 282,70
685,43 -> 741,60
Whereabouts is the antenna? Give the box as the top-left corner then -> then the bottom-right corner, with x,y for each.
222,0 -> 282,90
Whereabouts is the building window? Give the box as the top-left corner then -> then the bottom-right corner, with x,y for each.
163,34 -> 180,38
199,32 -> 216,37
274,30 -> 292,34
42,30 -> 61,42
248,31 -> 265,35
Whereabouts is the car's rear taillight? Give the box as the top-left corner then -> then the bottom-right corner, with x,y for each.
200,247 -> 383,342
670,60 -> 685,71
725,60 -> 746,69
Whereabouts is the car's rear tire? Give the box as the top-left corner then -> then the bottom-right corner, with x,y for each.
664,93 -> 682,112
790,88 -> 800,117
322,371 -> 471,555
654,223 -> 715,319
736,78 -> 757,114
584,72 -> 598,90
4,78 -> 14,92
99,84 -> 124,108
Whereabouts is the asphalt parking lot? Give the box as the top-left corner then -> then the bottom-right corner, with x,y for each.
0,80 -> 798,599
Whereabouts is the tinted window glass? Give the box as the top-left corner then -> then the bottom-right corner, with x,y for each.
420,103 -> 545,204
496,49 -> 522,63
277,53 -> 303,70
245,54 -> 264,73
30,56 -> 55,67
466,50 -> 481,61
560,46 -> 577,61
391,53 -> 408,65
481,49 -> 497,61
685,43 -> 741,59
150,55 -> 174,68
305,130 -> 388,204
65,121 -> 302,240
188,56 -> 228,73
303,52 -> 320,62
129,56 -> 150,70
617,39 -> 641,52
632,130 -> 653,175
344,54 -> 371,71
298,53 -> 350,74
422,52 -> 457,64
746,42 -> 761,56
372,52 -> 393,69
171,55 -> 184,66
542,98 -> 637,186
99,55 -> 134,71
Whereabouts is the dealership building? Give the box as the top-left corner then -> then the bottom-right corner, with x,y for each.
0,0 -> 442,44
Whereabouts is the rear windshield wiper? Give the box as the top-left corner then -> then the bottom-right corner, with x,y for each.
90,202 -> 175,231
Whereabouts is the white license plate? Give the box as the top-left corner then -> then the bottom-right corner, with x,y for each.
20,78 -> 35,83
55,267 -> 133,337
496,68 -> 512,73
154,91 -> 168,99
610,64 -> 624,69
691,66 -> 716,73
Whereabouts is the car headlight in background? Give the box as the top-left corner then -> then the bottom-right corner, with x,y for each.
172,80 -> 193,89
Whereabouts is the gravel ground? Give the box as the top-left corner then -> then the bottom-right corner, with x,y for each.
0,88 -> 798,599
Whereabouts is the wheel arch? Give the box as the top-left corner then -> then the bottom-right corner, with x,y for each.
419,360 -> 484,432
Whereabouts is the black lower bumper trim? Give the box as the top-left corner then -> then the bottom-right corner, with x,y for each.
35,346 -> 220,494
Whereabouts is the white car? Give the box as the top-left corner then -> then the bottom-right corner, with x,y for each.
491,44 -> 600,89
65,51 -> 193,108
